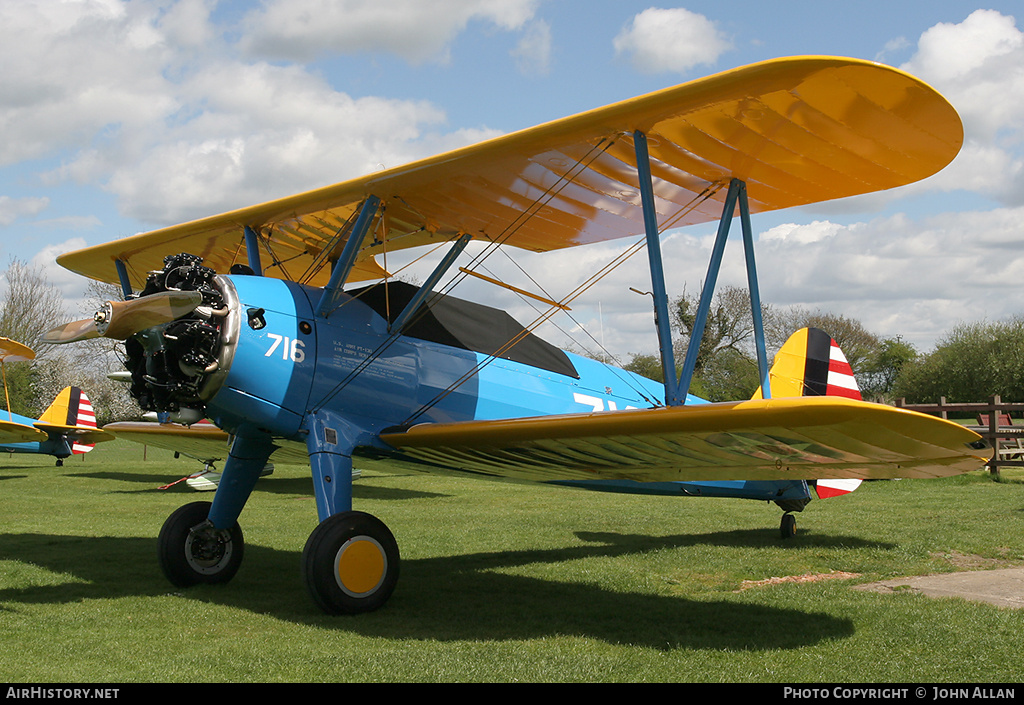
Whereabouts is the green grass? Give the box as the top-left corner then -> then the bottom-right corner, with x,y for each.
3,439 -> 1024,682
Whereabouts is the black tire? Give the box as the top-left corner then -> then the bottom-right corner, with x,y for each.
158,501 -> 244,587
780,512 -> 797,539
302,511 -> 400,615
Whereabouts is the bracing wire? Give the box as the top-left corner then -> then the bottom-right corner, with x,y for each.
310,141 -> 725,420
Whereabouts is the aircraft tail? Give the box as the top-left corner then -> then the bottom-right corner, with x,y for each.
753,327 -> 863,499
37,386 -> 98,454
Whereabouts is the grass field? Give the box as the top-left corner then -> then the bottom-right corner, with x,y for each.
2,438 -> 1024,683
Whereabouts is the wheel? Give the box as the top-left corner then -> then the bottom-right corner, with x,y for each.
302,511 -> 400,615
780,512 -> 796,539
158,501 -> 244,587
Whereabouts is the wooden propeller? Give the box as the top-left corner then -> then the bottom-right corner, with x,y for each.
42,291 -> 204,344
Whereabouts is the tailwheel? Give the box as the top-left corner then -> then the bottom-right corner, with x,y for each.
780,512 -> 797,539
302,510 -> 399,615
158,501 -> 244,586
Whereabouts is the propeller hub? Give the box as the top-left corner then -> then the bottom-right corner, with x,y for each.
93,302 -> 113,335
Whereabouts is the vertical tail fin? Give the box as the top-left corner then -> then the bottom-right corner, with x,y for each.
38,386 -> 98,454
754,328 -> 863,499
752,328 -> 862,401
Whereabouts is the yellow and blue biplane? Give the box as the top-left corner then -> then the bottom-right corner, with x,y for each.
43,56 -> 986,615
0,338 -> 114,464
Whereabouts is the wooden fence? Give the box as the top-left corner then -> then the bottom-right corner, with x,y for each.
894,395 -> 1024,474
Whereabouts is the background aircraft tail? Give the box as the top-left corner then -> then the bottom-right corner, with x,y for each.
754,327 -> 863,499
37,386 -> 98,454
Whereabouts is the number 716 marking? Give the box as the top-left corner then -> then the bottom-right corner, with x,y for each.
265,333 -> 306,362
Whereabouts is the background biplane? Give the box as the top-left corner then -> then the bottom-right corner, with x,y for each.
0,338 -> 114,465
43,56 -> 985,615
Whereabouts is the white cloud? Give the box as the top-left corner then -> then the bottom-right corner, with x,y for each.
760,220 -> 856,246
463,201 -> 1024,360
0,1 -> 509,226
613,8 -> 732,74
511,18 -> 552,75
902,9 -> 1022,85
94,60 -> 463,222
28,237 -> 93,300
900,10 -> 1024,205
0,196 -> 49,226
238,0 -> 540,64
4,3 -> 1024,363
749,208 -> 1024,350
0,0 -> 183,167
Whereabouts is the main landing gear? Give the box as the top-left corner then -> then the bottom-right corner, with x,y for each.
301,510 -> 400,615
158,501 -> 244,586
157,502 -> 400,615
780,512 -> 796,539
774,495 -> 807,540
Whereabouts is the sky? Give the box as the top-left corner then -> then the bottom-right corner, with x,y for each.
2,0 -> 1024,364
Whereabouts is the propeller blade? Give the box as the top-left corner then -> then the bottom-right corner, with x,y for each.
40,318 -> 101,344
42,291 -> 205,345
100,291 -> 205,340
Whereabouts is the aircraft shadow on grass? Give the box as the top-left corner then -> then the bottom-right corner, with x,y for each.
0,529 -> 886,650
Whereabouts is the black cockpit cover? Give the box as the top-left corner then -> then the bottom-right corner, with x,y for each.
348,281 -> 579,379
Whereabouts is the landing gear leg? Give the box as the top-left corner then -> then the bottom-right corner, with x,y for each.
157,425 -> 272,588
301,410 -> 401,614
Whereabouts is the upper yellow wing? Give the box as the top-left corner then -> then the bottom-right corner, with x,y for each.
0,337 -> 35,363
380,397 -> 986,483
57,56 -> 962,289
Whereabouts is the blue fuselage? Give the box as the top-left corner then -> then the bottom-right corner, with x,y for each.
197,276 -> 808,504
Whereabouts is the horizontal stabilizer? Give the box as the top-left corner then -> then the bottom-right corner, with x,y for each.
33,423 -> 116,445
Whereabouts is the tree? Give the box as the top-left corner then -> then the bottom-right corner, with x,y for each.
894,318 -> 1024,403
669,286 -> 778,401
0,259 -> 68,416
622,352 -> 663,383
859,336 -> 918,401
0,261 -> 138,423
622,286 -> 891,402
0,259 -> 67,355
672,285 -> 771,373
772,307 -> 879,377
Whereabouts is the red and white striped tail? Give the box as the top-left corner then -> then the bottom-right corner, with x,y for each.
72,389 -> 97,454
38,386 -> 98,455
824,340 -> 861,400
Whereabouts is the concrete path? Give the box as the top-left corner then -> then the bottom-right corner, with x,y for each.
854,567 -> 1024,609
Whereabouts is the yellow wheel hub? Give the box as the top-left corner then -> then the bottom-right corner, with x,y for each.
334,537 -> 386,597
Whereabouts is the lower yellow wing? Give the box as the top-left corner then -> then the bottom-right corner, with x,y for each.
0,420 -> 49,444
380,397 -> 987,483
103,421 -> 310,465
